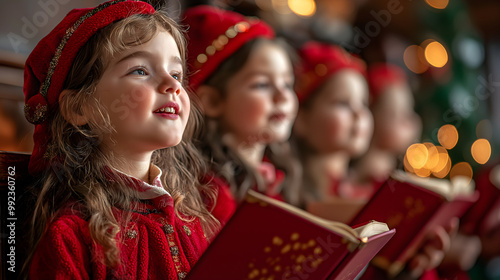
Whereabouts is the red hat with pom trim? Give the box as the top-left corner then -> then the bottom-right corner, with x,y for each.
295,41 -> 366,104
24,0 -> 155,175
367,63 -> 408,104
183,5 -> 274,91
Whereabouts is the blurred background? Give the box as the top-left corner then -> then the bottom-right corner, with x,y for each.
0,0 -> 499,181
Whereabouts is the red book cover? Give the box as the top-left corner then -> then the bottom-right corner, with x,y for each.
187,190 -> 395,280
349,171 -> 479,277
462,163 -> 500,235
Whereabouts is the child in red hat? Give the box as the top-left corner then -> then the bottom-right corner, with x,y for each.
24,1 -> 218,279
293,43 -> 452,279
350,63 -> 422,196
293,41 -> 372,203
182,6 -> 300,225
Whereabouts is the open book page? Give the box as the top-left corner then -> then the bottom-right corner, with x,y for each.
248,190 -> 361,243
307,197 -> 366,224
391,170 -> 475,200
354,221 -> 390,239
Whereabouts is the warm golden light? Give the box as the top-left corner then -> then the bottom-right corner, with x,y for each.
433,155 -> 451,178
425,0 -> 449,9
414,167 -> 432,178
471,139 -> 491,164
288,0 -> 316,17
432,146 -> 450,174
404,45 -> 429,74
424,41 -> 448,68
423,142 -> 439,170
404,154 -> 415,174
449,162 -> 473,182
437,124 -> 459,150
406,143 -> 429,169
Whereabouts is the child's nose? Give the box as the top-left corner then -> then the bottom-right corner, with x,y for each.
273,86 -> 289,103
159,74 -> 181,95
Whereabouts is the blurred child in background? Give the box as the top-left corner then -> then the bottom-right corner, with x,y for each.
183,6 -> 300,225
293,43 -> 452,279
351,63 -> 422,198
293,41 -> 373,205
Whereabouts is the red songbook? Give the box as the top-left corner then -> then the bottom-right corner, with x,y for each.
462,164 -> 500,235
350,171 -> 479,277
187,190 -> 395,280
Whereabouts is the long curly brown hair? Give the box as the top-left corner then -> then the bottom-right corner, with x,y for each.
26,9 -> 218,271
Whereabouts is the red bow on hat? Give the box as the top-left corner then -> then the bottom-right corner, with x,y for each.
295,41 -> 367,104
24,0 -> 155,175
367,63 -> 408,104
183,5 -> 274,91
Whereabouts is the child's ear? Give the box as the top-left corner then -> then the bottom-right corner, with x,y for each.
197,85 -> 225,118
59,89 -> 89,126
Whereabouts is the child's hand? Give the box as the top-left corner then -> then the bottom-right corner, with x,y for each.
406,218 -> 459,278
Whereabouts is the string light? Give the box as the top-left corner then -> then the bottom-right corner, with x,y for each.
450,162 -> 473,184
406,143 -> 428,170
288,0 -> 316,17
437,124 -> 458,149
404,45 -> 429,74
425,0 -> 449,9
424,40 -> 448,68
471,139 -> 491,164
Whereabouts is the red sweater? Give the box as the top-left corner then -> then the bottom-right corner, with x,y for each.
204,161 -> 286,226
29,167 -> 209,280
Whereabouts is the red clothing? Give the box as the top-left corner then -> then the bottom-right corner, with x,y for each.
30,167 -> 208,280
204,161 -> 285,226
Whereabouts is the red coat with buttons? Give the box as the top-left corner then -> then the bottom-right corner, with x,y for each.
29,169 -> 209,280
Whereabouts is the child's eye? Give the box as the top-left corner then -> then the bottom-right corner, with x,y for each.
130,68 -> 147,76
251,82 -> 270,90
171,72 -> 183,81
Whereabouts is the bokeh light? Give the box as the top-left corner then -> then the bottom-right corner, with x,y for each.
288,0 -> 316,17
432,152 -> 452,178
471,139 -> 491,164
437,124 -> 458,149
425,0 -> 449,9
424,41 -> 448,68
449,162 -> 473,183
404,154 -> 415,174
406,143 -> 429,169
432,146 -> 450,173
423,142 -> 440,170
404,45 -> 429,74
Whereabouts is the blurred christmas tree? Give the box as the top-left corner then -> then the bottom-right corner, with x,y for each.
411,0 -> 493,179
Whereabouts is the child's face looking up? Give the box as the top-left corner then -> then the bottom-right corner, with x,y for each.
94,31 -> 190,155
219,41 -> 298,145
296,70 -> 373,157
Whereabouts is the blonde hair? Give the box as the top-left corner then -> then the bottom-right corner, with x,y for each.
27,9 -> 218,270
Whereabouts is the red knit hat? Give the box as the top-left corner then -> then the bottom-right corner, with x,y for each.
183,5 -> 274,91
367,63 -> 408,103
24,0 -> 155,174
295,41 -> 366,104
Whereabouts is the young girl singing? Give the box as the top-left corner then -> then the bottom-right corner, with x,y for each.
24,1 -> 217,278
182,6 -> 300,224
